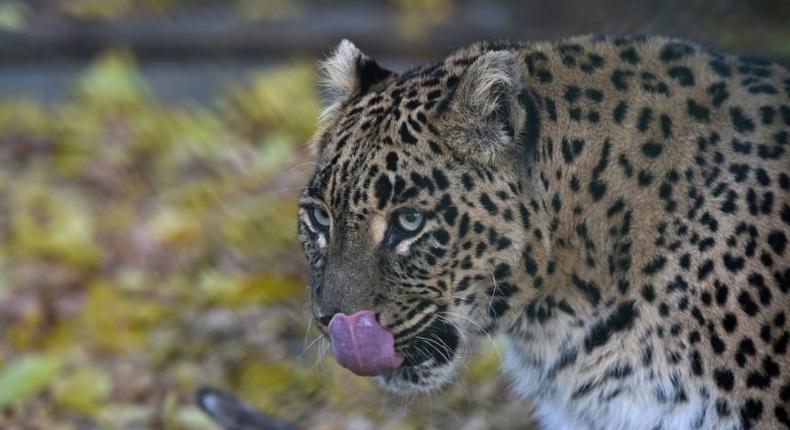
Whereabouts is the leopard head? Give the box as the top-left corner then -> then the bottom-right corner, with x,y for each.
298,40 -> 541,393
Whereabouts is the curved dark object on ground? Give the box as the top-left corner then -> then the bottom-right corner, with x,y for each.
196,387 -> 303,430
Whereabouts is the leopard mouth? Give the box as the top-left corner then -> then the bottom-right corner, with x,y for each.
322,311 -> 463,392
379,318 -> 464,392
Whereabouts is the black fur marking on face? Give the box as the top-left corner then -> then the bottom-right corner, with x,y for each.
374,174 -> 393,210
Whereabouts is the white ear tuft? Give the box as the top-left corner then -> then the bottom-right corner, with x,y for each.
320,39 -> 362,110
318,40 -> 394,122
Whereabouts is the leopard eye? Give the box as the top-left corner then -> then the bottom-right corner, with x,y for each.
310,206 -> 331,231
395,210 -> 424,233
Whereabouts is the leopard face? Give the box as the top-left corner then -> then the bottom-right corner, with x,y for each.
298,41 -> 537,392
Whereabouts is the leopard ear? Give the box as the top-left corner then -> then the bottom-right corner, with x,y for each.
319,40 -> 394,121
442,50 -> 525,165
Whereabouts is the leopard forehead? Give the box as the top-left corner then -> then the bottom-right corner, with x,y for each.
305,40 -> 528,216
305,49 -> 484,213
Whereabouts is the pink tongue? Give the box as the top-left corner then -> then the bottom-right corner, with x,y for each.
328,311 -> 403,376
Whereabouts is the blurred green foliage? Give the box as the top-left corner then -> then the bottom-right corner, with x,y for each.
0,49 -> 515,430
0,355 -> 63,408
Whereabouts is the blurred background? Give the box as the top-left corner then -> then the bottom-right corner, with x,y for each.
0,1 -> 787,429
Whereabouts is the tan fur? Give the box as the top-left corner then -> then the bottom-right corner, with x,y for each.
300,35 -> 790,429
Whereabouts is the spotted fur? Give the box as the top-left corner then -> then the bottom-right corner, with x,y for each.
298,35 -> 790,429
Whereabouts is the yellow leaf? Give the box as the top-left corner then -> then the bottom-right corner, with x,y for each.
79,281 -> 142,351
170,405 -> 223,430
11,180 -> 102,268
237,361 -> 320,415
148,207 -> 204,249
53,367 -> 112,415
220,195 -> 298,257
96,404 -> 152,429
198,271 -> 303,307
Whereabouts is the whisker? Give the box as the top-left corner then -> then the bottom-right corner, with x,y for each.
437,310 -> 503,363
272,185 -> 311,195
301,317 -> 315,351
431,314 -> 471,351
314,338 -> 331,369
486,262 -> 502,321
300,334 -> 324,359
415,335 -> 454,364
283,161 -> 319,175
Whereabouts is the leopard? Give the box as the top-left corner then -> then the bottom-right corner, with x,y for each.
297,34 -> 790,430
